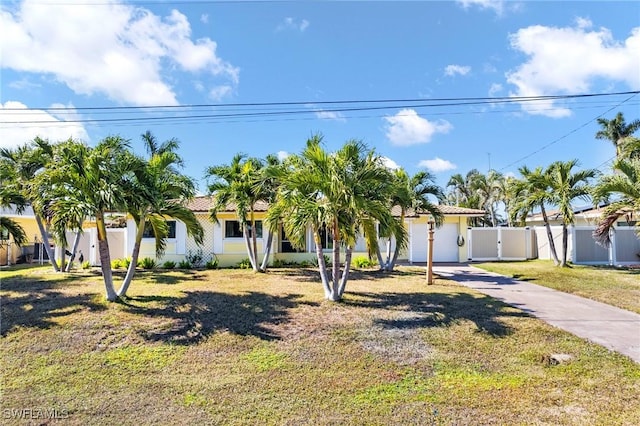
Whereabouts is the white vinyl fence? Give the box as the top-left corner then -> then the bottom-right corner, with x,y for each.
533,225 -> 639,266
467,227 -> 536,261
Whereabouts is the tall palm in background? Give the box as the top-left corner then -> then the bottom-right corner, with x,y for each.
117,131 -> 204,297
206,154 -> 267,272
446,169 -> 487,225
0,138 -> 60,270
596,112 -> 640,158
546,160 -> 597,267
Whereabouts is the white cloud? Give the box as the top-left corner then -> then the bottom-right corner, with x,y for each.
0,1 -> 239,106
200,14 -> 209,24
0,101 -> 89,149
314,110 -> 346,122
457,0 -> 505,15
209,85 -> 233,101
381,157 -> 400,170
306,104 -> 346,122
418,158 -> 457,173
444,64 -> 471,77
384,109 -> 453,146
488,83 -> 503,97
507,22 -> 640,118
277,17 -> 310,32
277,151 -> 289,161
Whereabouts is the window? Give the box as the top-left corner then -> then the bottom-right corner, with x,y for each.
318,225 -> 333,250
280,227 -> 304,253
225,220 -> 262,238
142,220 -> 176,239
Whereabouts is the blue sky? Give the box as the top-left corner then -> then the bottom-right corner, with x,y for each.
1,0 -> 639,194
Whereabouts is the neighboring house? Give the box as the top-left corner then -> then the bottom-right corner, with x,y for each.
524,205 -> 637,227
130,196 -> 486,267
524,205 -> 639,265
0,205 -> 126,267
0,205 -> 43,265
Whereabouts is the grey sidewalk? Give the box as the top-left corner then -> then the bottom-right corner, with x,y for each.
432,264 -> 640,363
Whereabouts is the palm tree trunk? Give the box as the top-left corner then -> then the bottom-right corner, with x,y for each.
375,244 -> 385,271
243,224 -> 257,271
250,210 -> 259,272
331,219 -> 341,301
561,224 -> 569,267
35,214 -> 59,272
64,231 -> 82,272
337,246 -> 353,298
96,211 -> 117,301
388,211 -> 406,272
313,230 -> 331,299
541,205 -> 560,266
117,214 -> 146,297
259,230 -> 273,272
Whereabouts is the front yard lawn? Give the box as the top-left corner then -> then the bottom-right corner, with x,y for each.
1,265 -> 639,425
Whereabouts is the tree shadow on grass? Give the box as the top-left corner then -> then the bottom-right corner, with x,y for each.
344,291 -> 531,337
274,266 -> 426,283
1,278 -> 106,336
121,291 -> 318,345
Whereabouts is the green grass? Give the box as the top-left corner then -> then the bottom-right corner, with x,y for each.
1,265 -> 639,425
474,259 -> 640,314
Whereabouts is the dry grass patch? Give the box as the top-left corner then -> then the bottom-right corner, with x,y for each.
1,265 -> 639,425
475,260 -> 640,314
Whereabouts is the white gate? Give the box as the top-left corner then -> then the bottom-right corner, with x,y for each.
467,227 -> 534,261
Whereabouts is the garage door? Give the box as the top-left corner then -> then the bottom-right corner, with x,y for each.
430,223 -> 460,262
410,223 -> 428,262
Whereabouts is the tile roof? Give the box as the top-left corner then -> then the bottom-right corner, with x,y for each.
186,196 -> 269,213
188,196 -> 484,217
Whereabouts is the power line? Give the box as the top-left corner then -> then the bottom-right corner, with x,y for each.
2,91 -> 638,126
3,90 -> 637,112
496,92 -> 638,172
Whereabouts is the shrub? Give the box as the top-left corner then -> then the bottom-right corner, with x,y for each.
186,249 -> 204,268
178,260 -> 191,269
138,257 -> 157,270
352,256 -> 377,269
311,255 -> 331,267
236,258 -> 252,269
205,256 -> 218,270
162,260 -> 176,269
81,261 -> 91,270
111,258 -> 123,269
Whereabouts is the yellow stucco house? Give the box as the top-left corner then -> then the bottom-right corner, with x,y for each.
128,196 -> 486,267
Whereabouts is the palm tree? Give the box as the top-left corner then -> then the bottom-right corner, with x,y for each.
592,158 -> 640,247
446,169 -> 487,225
253,153 -> 283,271
0,138 -> 60,271
378,169 -> 443,272
546,160 -> 597,267
596,112 -> 640,158
39,137 -> 134,301
510,165 -> 561,265
470,170 -> 505,226
267,135 -> 394,301
117,131 -> 204,297
206,154 -> 267,272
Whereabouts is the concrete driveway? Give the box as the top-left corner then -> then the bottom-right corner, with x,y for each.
432,263 -> 640,363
